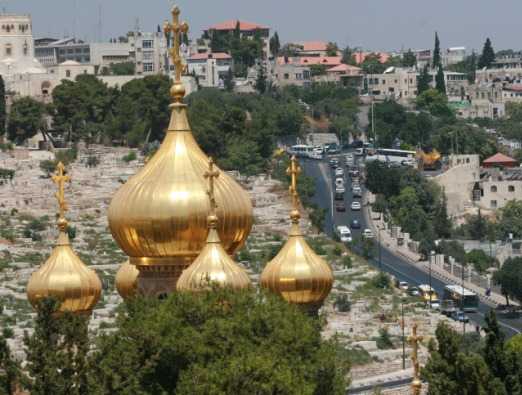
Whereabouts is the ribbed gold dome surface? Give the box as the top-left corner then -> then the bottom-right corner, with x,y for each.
260,157 -> 333,310
177,226 -> 251,292
260,222 -> 333,308
107,105 -> 253,261
27,228 -> 102,313
27,162 -> 102,314
115,259 -> 139,300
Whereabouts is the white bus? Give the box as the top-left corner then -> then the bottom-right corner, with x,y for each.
288,144 -> 314,158
442,285 -> 479,313
366,148 -> 417,166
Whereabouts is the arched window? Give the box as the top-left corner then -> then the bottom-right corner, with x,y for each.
23,42 -> 28,56
491,185 -> 497,193
5,44 -> 12,56
509,185 -> 515,192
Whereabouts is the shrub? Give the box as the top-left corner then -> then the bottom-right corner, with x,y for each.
122,151 -> 137,163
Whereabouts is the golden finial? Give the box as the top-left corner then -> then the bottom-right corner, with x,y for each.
408,323 -> 423,395
164,5 -> 189,103
287,156 -> 301,223
51,162 -> 70,228
204,157 -> 220,226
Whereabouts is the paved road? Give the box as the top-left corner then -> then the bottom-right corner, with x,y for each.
302,154 -> 522,338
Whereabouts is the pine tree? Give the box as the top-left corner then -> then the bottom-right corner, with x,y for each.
478,38 -> 495,69
255,63 -> 267,94
468,50 -> 477,83
0,76 -> 6,137
269,32 -> 280,57
224,68 -> 234,92
435,64 -> 446,95
417,65 -> 431,94
433,32 -> 441,68
402,49 -> 416,68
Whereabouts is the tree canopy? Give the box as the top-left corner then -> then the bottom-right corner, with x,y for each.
478,38 -> 495,69
7,97 -> 47,144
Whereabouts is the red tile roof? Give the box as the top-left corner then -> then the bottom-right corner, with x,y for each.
207,20 -> 269,31
353,51 -> 390,65
188,52 -> 231,60
483,153 -> 518,165
276,56 -> 342,66
300,41 -> 328,52
327,64 -> 361,73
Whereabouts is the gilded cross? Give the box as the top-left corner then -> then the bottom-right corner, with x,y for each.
51,162 -> 70,219
163,6 -> 189,83
408,323 -> 423,395
287,156 -> 301,209
204,158 -> 220,213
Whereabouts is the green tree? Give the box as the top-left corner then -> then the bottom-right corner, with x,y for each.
0,76 -> 6,137
433,32 -> 441,68
493,257 -> 522,305
478,38 -> 495,69
416,89 -> 452,117
24,298 -> 91,395
224,68 -> 234,92
109,61 -> 135,75
466,249 -> 494,274
402,49 -> 416,67
498,200 -> 522,239
417,65 -> 431,95
435,65 -> 446,95
269,31 -> 280,56
255,63 -> 267,94
89,289 -> 349,394
7,97 -> 46,144
326,42 -> 339,56
0,335 -> 22,395
360,53 -> 387,74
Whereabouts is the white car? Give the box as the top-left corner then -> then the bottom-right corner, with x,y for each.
335,167 -> 344,177
351,201 -> 361,211
336,226 -> 352,243
335,178 -> 344,188
355,148 -> 364,156
335,185 -> 346,194
353,187 -> 362,197
363,228 -> 374,238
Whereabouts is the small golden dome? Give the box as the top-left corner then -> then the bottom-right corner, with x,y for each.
260,157 -> 333,310
115,259 -> 139,300
177,159 -> 251,292
27,162 -> 102,314
107,8 -> 253,288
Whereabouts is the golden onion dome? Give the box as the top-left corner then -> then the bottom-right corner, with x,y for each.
27,163 -> 102,314
260,157 -> 333,311
107,7 -> 252,280
177,159 -> 251,292
115,259 -> 139,300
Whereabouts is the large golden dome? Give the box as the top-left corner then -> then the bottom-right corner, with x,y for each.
27,163 -> 102,314
107,6 -> 253,296
115,259 -> 139,300
260,157 -> 333,311
177,159 -> 251,292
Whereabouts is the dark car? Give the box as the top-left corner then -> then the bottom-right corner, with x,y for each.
350,219 -> 361,229
335,191 -> 344,201
329,158 -> 339,168
335,201 -> 346,212
451,311 -> 470,323
349,140 -> 364,149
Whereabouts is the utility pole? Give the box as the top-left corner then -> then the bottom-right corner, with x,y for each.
462,263 -> 466,333
378,227 -> 382,270
429,250 -> 434,308
401,299 -> 406,370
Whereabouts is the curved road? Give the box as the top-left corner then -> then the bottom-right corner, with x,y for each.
302,155 -> 522,338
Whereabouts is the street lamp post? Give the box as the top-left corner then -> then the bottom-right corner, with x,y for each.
429,250 -> 434,308
401,299 -> 406,370
462,263 -> 466,333
378,227 -> 382,270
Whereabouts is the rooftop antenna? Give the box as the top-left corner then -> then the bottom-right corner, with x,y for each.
97,2 -> 103,42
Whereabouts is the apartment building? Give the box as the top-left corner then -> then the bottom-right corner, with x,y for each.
127,30 -> 167,75
187,52 -> 233,88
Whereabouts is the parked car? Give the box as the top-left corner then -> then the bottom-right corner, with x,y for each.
335,178 -> 344,188
349,140 -> 364,149
335,185 -> 346,194
397,281 -> 409,290
441,300 -> 457,316
451,311 -> 470,323
350,219 -> 361,229
335,201 -> 346,212
334,191 -> 344,201
351,201 -> 361,211
329,158 -> 339,168
362,228 -> 374,238
408,286 -> 420,296
336,226 -> 352,243
353,186 -> 362,198
355,148 -> 364,157
335,167 -> 344,177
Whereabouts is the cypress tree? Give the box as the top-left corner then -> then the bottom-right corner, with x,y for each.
478,38 -> 495,69
269,32 -> 280,56
417,65 -> 431,94
433,32 -> 441,68
435,64 -> 446,95
0,76 -> 5,137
